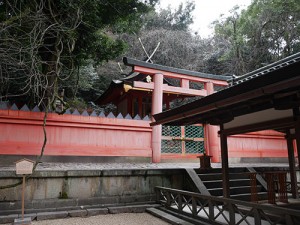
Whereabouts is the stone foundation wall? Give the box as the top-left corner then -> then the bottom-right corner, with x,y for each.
0,169 -> 184,211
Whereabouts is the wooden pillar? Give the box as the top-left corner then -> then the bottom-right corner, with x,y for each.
295,123 -> 300,167
286,130 -> 299,198
181,79 -> 189,88
220,124 -> 230,198
293,108 -> 300,167
205,82 -> 220,162
152,73 -> 164,163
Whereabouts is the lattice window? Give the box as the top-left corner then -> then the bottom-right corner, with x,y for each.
161,140 -> 182,153
162,126 -> 182,154
162,125 -> 205,154
185,141 -> 204,154
185,125 -> 204,154
162,125 -> 181,137
185,125 -> 204,138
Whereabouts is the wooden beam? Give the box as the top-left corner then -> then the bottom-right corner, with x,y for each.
262,76 -> 300,94
220,124 -> 230,198
165,85 -> 207,97
293,108 -> 300,167
208,112 -> 234,125
183,95 -> 294,127
151,84 -> 271,126
273,94 -> 300,110
133,81 -> 207,96
181,79 -> 190,88
220,117 -> 295,136
286,130 -> 299,198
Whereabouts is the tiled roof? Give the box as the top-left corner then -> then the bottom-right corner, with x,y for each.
123,57 -> 231,81
231,52 -> 300,86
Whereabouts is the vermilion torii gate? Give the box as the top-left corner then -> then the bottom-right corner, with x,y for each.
96,57 -> 229,162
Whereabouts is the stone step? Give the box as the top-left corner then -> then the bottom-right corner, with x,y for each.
208,185 -> 264,196
188,168 -> 269,202
195,167 -> 247,174
203,179 -> 251,189
230,192 -> 268,202
198,172 -> 251,181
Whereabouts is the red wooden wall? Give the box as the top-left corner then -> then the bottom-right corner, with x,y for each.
0,108 -> 289,161
0,109 -> 152,157
228,130 -> 288,159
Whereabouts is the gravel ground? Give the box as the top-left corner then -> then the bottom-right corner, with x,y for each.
3,213 -> 171,225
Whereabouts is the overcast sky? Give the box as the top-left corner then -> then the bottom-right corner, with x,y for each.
158,0 -> 252,37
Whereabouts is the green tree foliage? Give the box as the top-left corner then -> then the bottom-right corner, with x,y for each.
0,0 -> 152,109
213,0 -> 300,75
240,0 -> 300,57
5,0 -> 298,109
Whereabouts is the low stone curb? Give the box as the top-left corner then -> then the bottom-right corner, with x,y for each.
86,208 -> 108,216
0,204 -> 160,224
68,209 -> 88,217
36,211 -> 68,221
0,214 -> 18,224
18,213 -> 37,221
108,204 -> 160,214
13,217 -> 31,225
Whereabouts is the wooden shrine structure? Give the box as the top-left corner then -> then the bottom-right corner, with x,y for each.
96,57 -> 288,163
152,52 -> 300,198
96,57 -> 229,162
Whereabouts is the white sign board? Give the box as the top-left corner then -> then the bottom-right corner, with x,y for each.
15,159 -> 34,175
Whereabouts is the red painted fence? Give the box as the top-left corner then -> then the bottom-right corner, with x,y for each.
0,108 -> 152,157
228,130 -> 288,159
0,107 -> 289,162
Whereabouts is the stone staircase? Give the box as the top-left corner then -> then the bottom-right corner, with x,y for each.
188,167 -> 268,202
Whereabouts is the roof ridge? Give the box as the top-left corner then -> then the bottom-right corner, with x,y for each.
123,57 -> 230,81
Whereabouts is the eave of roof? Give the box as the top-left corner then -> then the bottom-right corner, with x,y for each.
123,57 -> 230,81
152,53 -> 300,126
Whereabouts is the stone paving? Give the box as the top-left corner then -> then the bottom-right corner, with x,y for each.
0,162 -> 289,171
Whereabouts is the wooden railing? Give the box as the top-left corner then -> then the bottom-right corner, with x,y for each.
155,186 -> 300,225
286,181 -> 300,193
